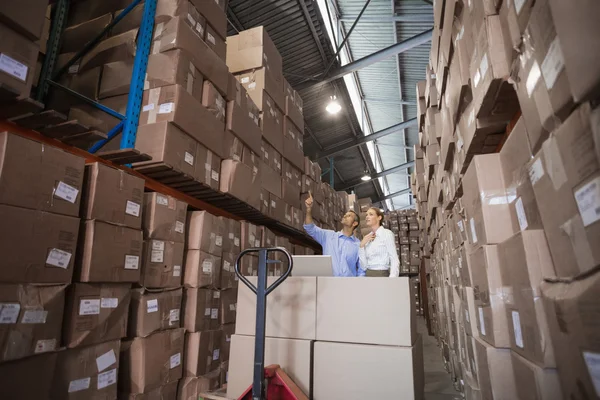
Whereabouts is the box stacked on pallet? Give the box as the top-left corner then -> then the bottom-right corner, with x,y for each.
414,0 -> 600,399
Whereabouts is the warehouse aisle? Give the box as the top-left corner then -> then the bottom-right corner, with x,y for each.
419,318 -> 462,400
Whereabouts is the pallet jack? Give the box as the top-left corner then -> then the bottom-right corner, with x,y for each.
234,247 -> 309,400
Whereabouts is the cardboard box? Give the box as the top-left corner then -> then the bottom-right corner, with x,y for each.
219,288 -> 237,325
240,221 -> 261,251
184,250 -> 221,288
182,288 -> 219,332
221,323 -> 235,362
541,267 -> 600,400
62,13 -> 113,54
152,16 -> 228,95
462,154 -> 513,250
0,132 -> 85,217
177,372 -> 220,400
128,288 -> 182,337
0,0 -> 48,40
76,220 -> 143,283
194,142 -> 221,190
223,218 -> 241,255
98,61 -> 133,99
184,330 -> 222,377
239,254 -> 258,276
225,80 -> 262,155
236,277 -> 317,340
469,245 -> 510,348
79,28 -> 137,72
499,231 -> 556,366
0,205 -> 79,283
261,162 -> 282,198
313,336 -> 424,400
528,104 -> 600,277
226,26 -> 283,87
283,80 -> 304,132
511,345 -> 562,400
205,24 -> 226,60
119,328 -> 185,394
123,381 -> 178,400
66,0 -> 132,26
52,340 -> 120,399
227,335 -> 312,399
144,49 -> 204,103
220,159 -> 259,207
283,119 -> 304,171
281,180 -> 301,209
192,0 -> 226,40
63,283 -> 131,348
316,277 -> 416,346
82,162 -> 145,229
0,23 -> 39,97
473,337 -> 518,400
269,193 -> 286,223
221,252 -> 238,290
202,80 -> 226,123
0,284 -> 65,362
186,211 -> 225,256
0,352 -> 58,399
140,239 -> 184,289
140,84 -> 225,158
142,192 -> 187,243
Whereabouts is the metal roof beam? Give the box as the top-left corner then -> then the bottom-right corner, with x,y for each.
313,118 -> 417,160
364,97 -> 415,105
340,161 -> 415,191
339,15 -> 433,23
375,188 -> 412,203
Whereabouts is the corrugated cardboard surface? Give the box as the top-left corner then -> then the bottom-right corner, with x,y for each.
221,323 -> 235,363
186,211 -> 224,256
121,380 -> 178,399
142,192 -> 187,243
219,160 -> 255,205
184,250 -> 221,288
0,351 -> 57,399
63,283 -> 131,348
0,284 -> 66,362
227,334 -> 312,399
219,288 -> 237,325
194,142 -> 221,190
129,288 -> 183,338
184,330 -> 222,377
0,204 -> 79,283
82,162 -> 145,229
144,50 -> 204,103
191,0 -> 226,40
119,328 -> 185,394
182,287 -> 219,332
511,351 -> 562,400
313,335 -> 424,400
316,277 -> 416,347
223,218 -> 241,255
0,132 -> 85,217
52,340 -> 121,400
220,252 -> 238,290
205,24 -> 226,61
0,24 -> 39,97
473,336 -> 517,400
261,162 -> 282,198
77,220 -> 143,283
140,239 -> 184,289
0,0 -> 48,40
236,277 -> 317,340
240,222 -> 261,251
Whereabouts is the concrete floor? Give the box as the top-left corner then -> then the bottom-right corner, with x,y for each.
418,317 -> 463,400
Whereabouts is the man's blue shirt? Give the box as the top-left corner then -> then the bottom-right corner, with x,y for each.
304,223 -> 363,277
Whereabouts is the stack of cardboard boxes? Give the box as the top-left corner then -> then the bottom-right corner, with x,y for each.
228,275 -> 424,399
387,209 -> 422,275
413,0 -> 600,399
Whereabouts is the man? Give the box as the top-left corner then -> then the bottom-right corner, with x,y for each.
303,191 -> 363,277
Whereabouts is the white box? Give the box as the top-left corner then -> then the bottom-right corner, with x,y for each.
316,277 -> 416,346
313,335 -> 424,400
235,276 -> 317,340
291,255 -> 333,276
227,334 -> 312,399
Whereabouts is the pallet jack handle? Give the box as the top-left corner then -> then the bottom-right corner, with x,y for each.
235,247 -> 293,400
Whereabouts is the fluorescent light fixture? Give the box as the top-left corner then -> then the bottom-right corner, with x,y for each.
380,209 -> 385,212
361,174 -> 371,181
326,95 -> 342,114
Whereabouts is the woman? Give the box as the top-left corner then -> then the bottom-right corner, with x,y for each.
359,207 -> 400,277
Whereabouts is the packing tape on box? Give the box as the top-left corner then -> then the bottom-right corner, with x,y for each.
561,214 -> 595,273
480,189 -> 510,206
146,88 -> 160,124
542,136 -> 568,191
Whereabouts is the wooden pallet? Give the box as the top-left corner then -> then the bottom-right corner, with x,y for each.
97,148 -> 152,165
0,97 -> 44,120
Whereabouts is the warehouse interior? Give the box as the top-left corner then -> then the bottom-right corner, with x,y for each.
0,0 -> 598,399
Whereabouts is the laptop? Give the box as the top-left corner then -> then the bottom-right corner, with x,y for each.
291,255 -> 333,277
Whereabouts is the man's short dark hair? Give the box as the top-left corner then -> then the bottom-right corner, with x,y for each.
348,210 -> 360,230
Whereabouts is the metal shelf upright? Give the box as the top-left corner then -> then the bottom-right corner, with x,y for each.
36,0 -> 158,153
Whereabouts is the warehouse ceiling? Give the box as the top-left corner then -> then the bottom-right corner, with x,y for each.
227,0 -> 433,209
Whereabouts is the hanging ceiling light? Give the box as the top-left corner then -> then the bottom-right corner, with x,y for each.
326,95 -> 342,114
361,173 -> 371,181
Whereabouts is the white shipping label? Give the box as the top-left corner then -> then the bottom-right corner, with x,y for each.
234,237 -> 240,247
147,299 -> 159,313
170,353 -> 181,369
97,369 -> 117,389
223,261 -> 231,272
229,303 -> 237,311
205,307 -> 211,316
241,77 -> 250,84
143,103 -> 155,112
514,0 -> 526,14
186,13 -> 196,27
479,54 -> 489,80
68,64 -> 80,74
457,220 -> 464,232
96,349 -> 117,372
158,102 -> 175,114
583,352 -> 600,396
465,309 -> 470,323
211,308 -> 218,319
22,310 -> 47,324
254,240 -> 260,247
473,70 -> 481,88
511,311 -> 524,348
46,248 -> 72,269
213,349 -> 220,361
175,221 -> 185,233
248,82 -> 256,89
169,309 -> 180,325
216,236 -> 223,246
184,151 -> 195,166
0,303 -> 20,324
34,338 -> 56,354
574,177 -> 600,227
54,181 -> 79,203
470,218 -> 478,243
124,255 -> 139,270
101,298 -> 118,308
214,291 -> 220,299
152,241 -> 165,251
202,261 -> 213,273
157,194 -> 169,206
79,299 -> 100,316
541,37 -> 565,90
68,377 -> 91,393
211,170 -> 219,182
526,61 -> 541,97
125,201 -> 140,217
478,307 -> 486,336
515,197 -> 529,231
0,53 -> 28,81
529,158 -> 545,185
207,32 -> 215,45
173,265 -> 181,276
151,250 -> 164,263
